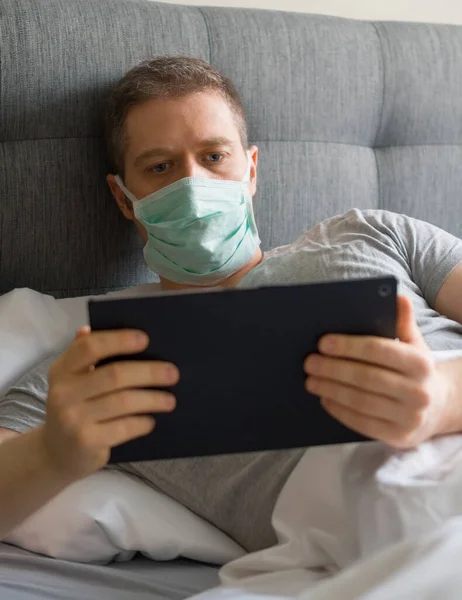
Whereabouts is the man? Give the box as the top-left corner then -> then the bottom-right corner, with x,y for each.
0,57 -> 461,553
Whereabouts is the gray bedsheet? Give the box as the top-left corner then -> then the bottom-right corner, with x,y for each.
0,542 -> 220,600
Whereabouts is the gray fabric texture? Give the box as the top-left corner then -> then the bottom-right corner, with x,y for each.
240,209 -> 462,351
2,0 -> 462,297
0,542 -> 219,600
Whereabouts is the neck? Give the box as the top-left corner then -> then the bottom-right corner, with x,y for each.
159,248 -> 263,292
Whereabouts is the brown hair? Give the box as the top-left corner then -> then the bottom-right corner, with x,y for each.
104,56 -> 248,176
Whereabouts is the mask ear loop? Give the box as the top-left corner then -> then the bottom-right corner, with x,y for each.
115,175 -> 139,204
242,151 -> 252,183
243,152 -> 260,244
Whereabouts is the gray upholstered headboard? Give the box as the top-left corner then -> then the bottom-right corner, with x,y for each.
1,0 -> 462,298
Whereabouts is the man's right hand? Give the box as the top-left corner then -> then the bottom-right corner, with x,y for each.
40,326 -> 179,481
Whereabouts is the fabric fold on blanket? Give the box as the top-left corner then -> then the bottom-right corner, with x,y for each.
219,349 -> 462,590
190,518 -> 462,600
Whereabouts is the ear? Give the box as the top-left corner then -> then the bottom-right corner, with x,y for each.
106,174 -> 135,221
248,145 -> 258,198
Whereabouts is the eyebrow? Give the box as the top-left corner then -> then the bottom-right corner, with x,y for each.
134,137 -> 235,167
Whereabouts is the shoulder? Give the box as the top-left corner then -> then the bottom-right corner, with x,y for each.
270,209 -> 406,253
105,283 -> 162,299
338,208 -> 409,230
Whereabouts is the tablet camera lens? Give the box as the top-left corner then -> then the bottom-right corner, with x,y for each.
378,284 -> 392,298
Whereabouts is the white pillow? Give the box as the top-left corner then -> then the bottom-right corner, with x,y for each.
0,285 -> 161,398
0,289 -> 73,397
5,469 -> 245,565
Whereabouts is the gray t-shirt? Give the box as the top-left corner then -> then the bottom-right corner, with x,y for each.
1,209 -> 462,552
240,209 -> 462,350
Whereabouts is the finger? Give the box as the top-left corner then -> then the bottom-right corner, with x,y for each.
73,327 -> 95,372
304,356 -> 428,405
75,326 -> 91,340
314,335 -> 432,378
94,415 -> 156,448
306,377 -> 423,427
85,389 -> 176,423
54,329 -> 150,374
67,360 -> 180,402
397,295 -> 428,350
320,398 -> 407,446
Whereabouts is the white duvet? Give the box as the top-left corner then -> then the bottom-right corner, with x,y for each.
191,520 -> 462,600
189,349 -> 462,599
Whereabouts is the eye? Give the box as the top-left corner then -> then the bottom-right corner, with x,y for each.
148,162 -> 169,174
206,153 -> 224,164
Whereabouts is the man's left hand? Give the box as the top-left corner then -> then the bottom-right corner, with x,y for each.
304,296 -> 452,449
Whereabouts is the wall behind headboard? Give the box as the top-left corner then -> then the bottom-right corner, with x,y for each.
156,0 -> 462,24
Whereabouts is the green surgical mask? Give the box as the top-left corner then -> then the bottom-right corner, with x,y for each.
115,154 -> 260,286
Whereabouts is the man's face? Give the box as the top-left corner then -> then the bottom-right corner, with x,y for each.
107,91 -> 258,244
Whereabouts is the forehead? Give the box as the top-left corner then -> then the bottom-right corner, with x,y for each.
124,91 -> 241,155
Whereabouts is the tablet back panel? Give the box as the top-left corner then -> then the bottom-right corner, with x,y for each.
89,278 -> 396,463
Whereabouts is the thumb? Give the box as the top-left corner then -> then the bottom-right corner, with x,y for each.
74,325 -> 91,341
74,326 -> 94,371
396,295 -> 427,350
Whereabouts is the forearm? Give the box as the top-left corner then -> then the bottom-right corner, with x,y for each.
437,357 -> 462,436
0,425 -> 75,540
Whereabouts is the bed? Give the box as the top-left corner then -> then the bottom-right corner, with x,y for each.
0,543 -> 219,600
2,0 -> 462,597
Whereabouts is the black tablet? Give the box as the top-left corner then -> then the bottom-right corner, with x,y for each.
88,277 -> 397,463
